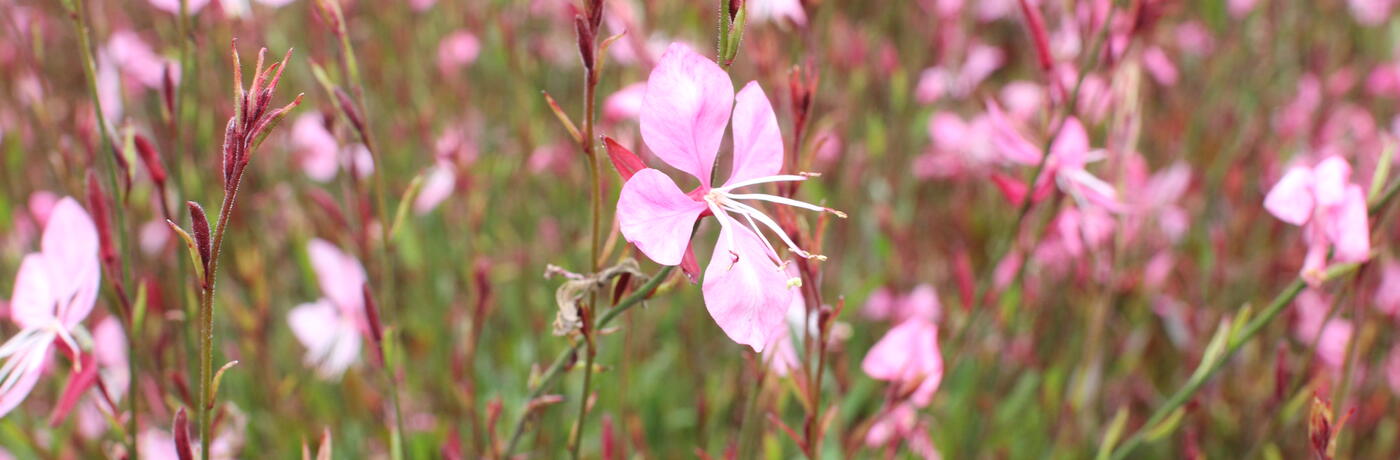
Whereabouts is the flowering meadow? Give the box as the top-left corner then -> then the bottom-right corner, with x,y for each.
5,0 -> 1400,458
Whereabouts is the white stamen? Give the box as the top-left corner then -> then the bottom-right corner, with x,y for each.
726,193 -> 846,218
715,174 -> 809,193
724,201 -> 826,261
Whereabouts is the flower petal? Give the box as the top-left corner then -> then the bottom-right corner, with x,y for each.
307,239 -> 366,316
288,300 -> 361,380
0,339 -> 50,418
41,198 -> 100,327
1263,166 -> 1316,225
10,254 -> 55,329
725,81 -> 784,187
701,217 -> 795,352
1312,156 -> 1351,207
616,169 -> 707,265
1329,185 -> 1371,262
640,43 -> 733,184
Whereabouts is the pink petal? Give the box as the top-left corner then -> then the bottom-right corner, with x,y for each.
93,317 -> 130,398
701,217 -> 795,352
616,169 -> 707,266
603,82 -> 647,123
10,254 -> 56,329
862,287 -> 896,321
0,339 -> 50,418
413,164 -> 456,215
1049,117 -> 1090,168
725,82 -> 784,187
862,319 -> 943,407
1375,262 -> 1400,316
915,67 -> 950,104
640,43 -> 734,184
1141,46 -> 1179,86
986,101 -> 1041,165
1312,156 -> 1352,207
307,239 -> 367,316
41,198 -> 100,325
1263,166 -> 1316,225
292,113 -> 339,182
901,284 -> 943,323
436,30 -> 481,74
928,112 -> 969,151
1327,185 -> 1371,262
288,300 -> 362,379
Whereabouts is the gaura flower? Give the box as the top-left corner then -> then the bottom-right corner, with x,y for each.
861,318 -> 943,407
1263,156 -> 1371,282
862,284 -> 942,324
0,197 -> 101,418
616,43 -> 842,352
864,403 -> 941,460
288,239 -> 368,379
987,106 -> 1123,212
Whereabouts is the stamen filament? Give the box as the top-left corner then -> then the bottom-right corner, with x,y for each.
716,174 -> 809,192
727,193 -> 847,218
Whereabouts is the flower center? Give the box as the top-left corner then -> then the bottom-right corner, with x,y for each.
701,173 -> 846,264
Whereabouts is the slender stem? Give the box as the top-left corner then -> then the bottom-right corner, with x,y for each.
570,46 -> 602,460
1106,262 -> 1372,460
505,265 -> 675,456
63,0 -> 140,456
198,185 -> 238,460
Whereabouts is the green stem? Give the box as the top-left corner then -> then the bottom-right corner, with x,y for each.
62,0 -> 139,456
1107,266 -> 1363,459
505,265 -> 675,456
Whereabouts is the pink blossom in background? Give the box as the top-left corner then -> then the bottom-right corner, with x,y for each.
1263,156 -> 1371,282
863,284 -> 942,324
1274,74 -> 1322,138
861,318 -> 943,407
414,162 -> 456,215
1141,46 -> 1179,86
603,82 -> 647,123
437,30 -> 481,75
616,43 -> 837,351
139,219 -> 172,255
1229,0 -> 1261,17
343,143 -> 376,179
915,42 -> 1004,103
410,0 -> 436,12
107,31 -> 172,90
76,317 -> 129,438
146,0 -> 210,14
1293,289 -> 1354,371
1349,0 -> 1396,25
0,198 -> 101,417
998,81 -> 1045,121
748,0 -> 807,26
288,239 -> 368,379
27,191 -> 58,228
863,403 -> 941,459
1174,21 -> 1216,57
915,111 -> 996,180
1375,261 -> 1400,316
987,107 -> 1123,212
1366,61 -> 1400,97
292,113 -> 339,182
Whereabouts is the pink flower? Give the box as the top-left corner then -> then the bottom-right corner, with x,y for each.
1292,289 -> 1353,371
863,284 -> 942,324
291,113 -> 339,182
76,317 -> 129,438
864,403 -> 941,459
107,31 -> 172,90
987,106 -> 1124,212
414,162 -> 457,215
861,319 -> 943,407
1229,0 -> 1261,17
603,82 -> 647,124
1263,156 -> 1371,282
1141,46 -> 1179,86
437,30 -> 481,75
1350,0 -> 1396,25
915,42 -> 1004,104
146,0 -> 210,14
748,0 -> 807,26
1374,261 -> 1400,316
288,239 -> 368,379
0,197 -> 100,417
615,44 -> 838,351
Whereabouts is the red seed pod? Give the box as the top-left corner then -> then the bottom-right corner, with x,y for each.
574,15 -> 596,72
174,408 -> 195,460
162,63 -> 177,118
186,201 -> 212,271
1017,0 -> 1054,75
333,87 -> 367,140
133,133 -> 167,185
728,0 -> 745,21
85,171 -> 118,270
602,136 -> 645,181
362,284 -> 384,347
